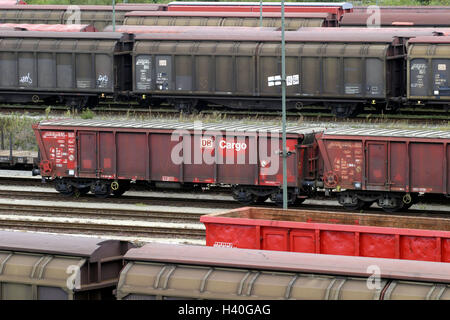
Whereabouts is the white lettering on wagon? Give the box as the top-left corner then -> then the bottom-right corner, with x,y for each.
19,73 -> 33,85
96,74 -> 109,88
170,121 -> 281,175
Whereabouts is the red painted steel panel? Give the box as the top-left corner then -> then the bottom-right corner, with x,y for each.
359,233 -> 396,259
410,143 -> 444,193
400,236 -> 439,262
322,140 -> 363,189
79,132 -> 96,175
201,207 -> 450,263
99,132 -> 115,177
389,142 -> 407,191
366,142 -> 387,187
149,134 -> 180,182
205,223 -> 259,249
320,230 -> 355,256
290,230 -> 315,253
116,133 -> 147,179
261,228 -> 289,251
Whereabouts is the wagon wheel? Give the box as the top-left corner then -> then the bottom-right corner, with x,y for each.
231,188 -> 255,205
54,178 -> 75,197
330,103 -> 360,118
271,192 -> 301,207
254,195 -> 270,204
92,181 -> 111,198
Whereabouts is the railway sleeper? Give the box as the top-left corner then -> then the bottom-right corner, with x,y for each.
337,191 -> 419,212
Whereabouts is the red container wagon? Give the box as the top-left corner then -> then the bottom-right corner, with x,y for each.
317,128 -> 450,212
0,23 -> 96,32
167,1 -> 353,21
201,207 -> 450,263
33,119 -> 322,204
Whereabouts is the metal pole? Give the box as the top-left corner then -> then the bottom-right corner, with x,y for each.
112,0 -> 116,32
281,0 -> 287,209
259,0 -> 263,27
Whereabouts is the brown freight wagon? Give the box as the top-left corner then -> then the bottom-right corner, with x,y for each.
0,4 -> 167,31
0,230 -> 133,300
0,31 -> 132,109
407,36 -> 450,107
123,11 -> 338,28
117,242 -> 450,300
317,128 -> 450,212
33,118 -> 322,204
131,30 -> 409,117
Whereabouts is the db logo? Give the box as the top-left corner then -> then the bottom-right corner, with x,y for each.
201,138 -> 214,149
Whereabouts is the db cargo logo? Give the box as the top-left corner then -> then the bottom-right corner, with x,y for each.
220,140 -> 247,151
201,138 -> 214,149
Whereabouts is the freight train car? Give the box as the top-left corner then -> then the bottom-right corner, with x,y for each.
0,23 -> 96,32
123,11 -> 338,28
117,242 -> 450,300
167,1 -> 353,21
132,31 -> 409,117
32,118 -> 321,205
32,119 -> 450,212
0,230 -> 133,300
407,36 -> 450,107
0,4 -> 167,31
341,10 -> 450,28
0,31 -> 132,109
317,128 -> 450,212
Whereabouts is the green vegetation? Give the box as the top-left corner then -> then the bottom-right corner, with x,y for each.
24,0 -> 450,6
0,114 -> 43,151
80,108 -> 95,119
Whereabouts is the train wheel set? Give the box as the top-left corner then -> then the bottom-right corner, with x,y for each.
1,1 -> 450,302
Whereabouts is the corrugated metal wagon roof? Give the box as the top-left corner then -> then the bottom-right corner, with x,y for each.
37,118 -> 324,135
323,128 -> 450,139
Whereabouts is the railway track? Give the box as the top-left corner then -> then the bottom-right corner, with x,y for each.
0,196 -> 214,244
0,182 -> 449,217
2,103 -> 450,123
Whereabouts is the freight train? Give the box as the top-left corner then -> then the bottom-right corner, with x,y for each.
33,119 -> 450,212
1,229 -> 449,300
1,28 -> 450,117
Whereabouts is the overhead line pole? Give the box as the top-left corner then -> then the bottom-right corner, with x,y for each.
112,0 -> 116,32
281,0 -> 287,209
259,0 -> 263,27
